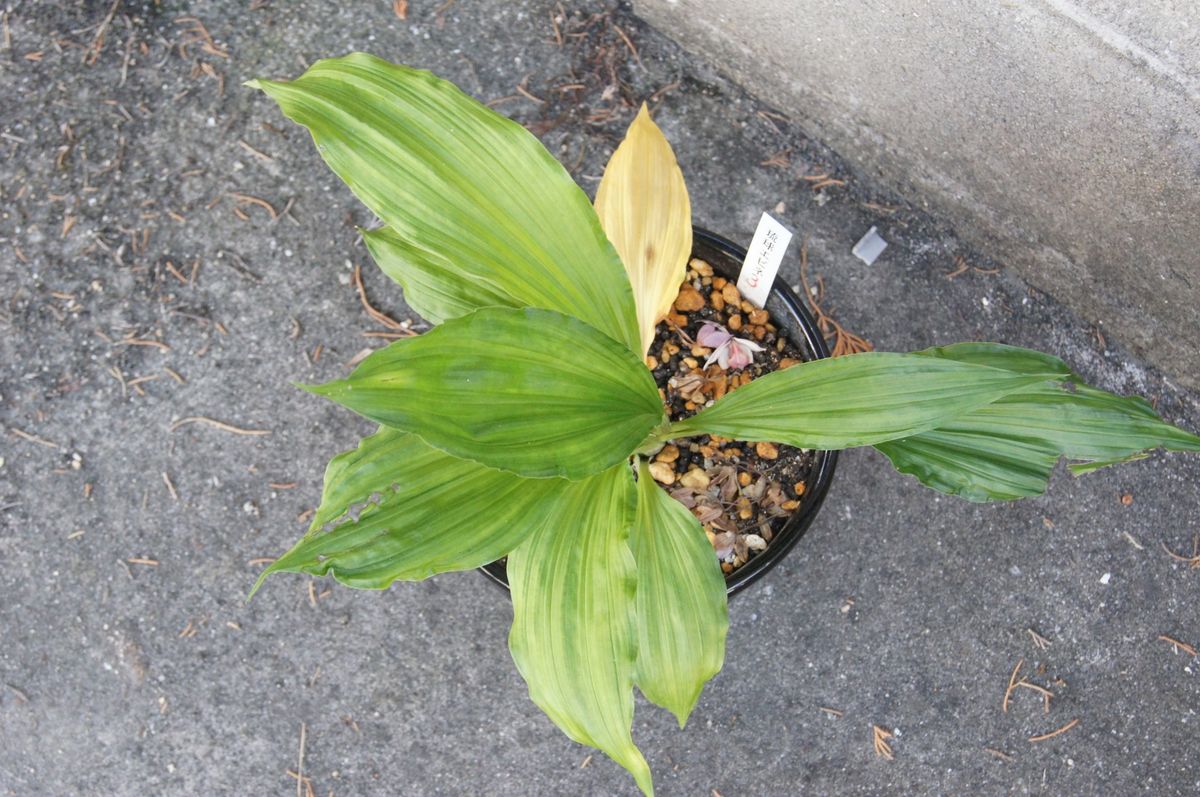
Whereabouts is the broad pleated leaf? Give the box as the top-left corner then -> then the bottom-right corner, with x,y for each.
305,307 -> 664,480
252,428 -> 565,593
250,54 -> 641,351
631,458 -> 727,727
362,225 -> 520,323
507,464 -> 653,796
875,343 -> 1200,500
667,352 -> 1061,448
595,104 -> 692,356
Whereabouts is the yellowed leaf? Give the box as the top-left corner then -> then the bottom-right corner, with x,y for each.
595,103 -> 692,356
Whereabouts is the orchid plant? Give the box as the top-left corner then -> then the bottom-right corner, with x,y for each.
249,54 -> 1200,795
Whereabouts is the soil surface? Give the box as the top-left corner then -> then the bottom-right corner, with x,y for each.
651,259 -> 814,575
3,2 -> 1199,796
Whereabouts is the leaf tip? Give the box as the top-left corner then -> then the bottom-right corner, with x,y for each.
245,77 -> 285,95
632,758 -> 655,797
294,380 -> 335,397
245,565 -> 275,603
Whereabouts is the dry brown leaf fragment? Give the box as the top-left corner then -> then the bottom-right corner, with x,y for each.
394,0 -> 409,20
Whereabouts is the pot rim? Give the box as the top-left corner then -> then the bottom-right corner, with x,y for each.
479,227 -> 839,597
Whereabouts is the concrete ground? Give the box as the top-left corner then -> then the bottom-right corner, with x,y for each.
1,1 -> 1197,795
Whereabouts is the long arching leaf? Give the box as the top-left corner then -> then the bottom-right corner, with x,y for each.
252,428 -> 566,593
875,343 -> 1200,500
631,458 -> 727,727
667,352 -> 1062,448
304,307 -> 664,480
507,464 -> 654,796
362,225 -> 520,323
250,53 -> 641,352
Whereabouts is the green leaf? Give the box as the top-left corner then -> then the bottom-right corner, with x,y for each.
631,458 -> 727,727
252,428 -> 566,593
667,351 -> 1061,448
249,53 -> 641,352
362,225 -> 520,323
507,464 -> 653,796
304,307 -> 664,480
875,343 -> 1200,501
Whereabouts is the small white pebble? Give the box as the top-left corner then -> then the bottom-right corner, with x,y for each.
1100,572 -> 1112,585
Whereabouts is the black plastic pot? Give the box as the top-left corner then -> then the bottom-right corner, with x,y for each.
479,227 -> 838,597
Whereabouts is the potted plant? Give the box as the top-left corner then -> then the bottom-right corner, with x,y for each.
478,227 -> 842,596
247,54 -> 1200,796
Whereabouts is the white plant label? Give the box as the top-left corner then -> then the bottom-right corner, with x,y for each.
737,212 -> 792,308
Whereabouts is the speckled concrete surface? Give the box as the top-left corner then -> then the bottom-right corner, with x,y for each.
1,2 -> 1197,795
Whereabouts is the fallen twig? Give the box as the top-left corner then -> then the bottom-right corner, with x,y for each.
872,725 -> 894,760
800,238 -> 873,357
352,264 -> 413,333
1027,628 -> 1052,651
83,0 -> 122,65
9,428 -> 61,449
1002,658 -> 1024,713
116,336 -> 170,351
296,722 -> 307,797
229,191 -> 278,219
169,416 -> 271,436
1028,718 -> 1079,743
1158,634 -> 1197,657
1161,536 -> 1200,569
